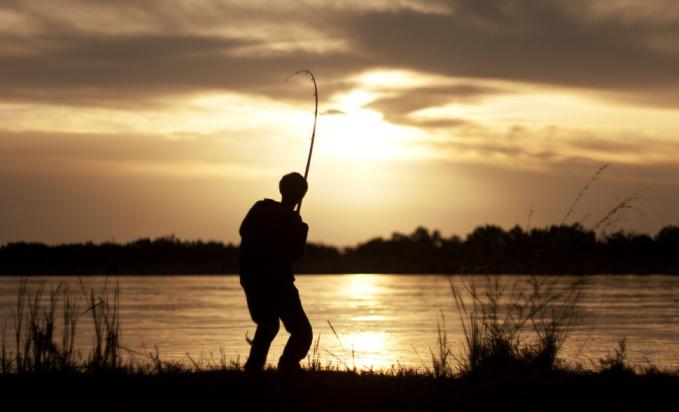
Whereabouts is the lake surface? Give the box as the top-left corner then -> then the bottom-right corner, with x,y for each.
1,275 -> 678,371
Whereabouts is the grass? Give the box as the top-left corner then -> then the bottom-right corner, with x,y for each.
445,275 -> 590,377
1,278 -> 122,374
2,353 -> 677,412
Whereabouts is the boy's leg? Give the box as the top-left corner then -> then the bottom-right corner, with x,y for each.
243,285 -> 280,371
244,320 -> 280,371
278,284 -> 313,370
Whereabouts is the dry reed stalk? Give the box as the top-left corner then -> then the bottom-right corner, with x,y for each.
594,192 -> 650,235
561,164 -> 608,225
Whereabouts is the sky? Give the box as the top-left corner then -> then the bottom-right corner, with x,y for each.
1,0 -> 679,245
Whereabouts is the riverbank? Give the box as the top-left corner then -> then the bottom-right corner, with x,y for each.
2,367 -> 677,411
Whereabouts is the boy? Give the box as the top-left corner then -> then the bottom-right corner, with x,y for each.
239,172 -> 312,372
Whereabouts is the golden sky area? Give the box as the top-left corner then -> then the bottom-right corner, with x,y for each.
1,0 -> 679,244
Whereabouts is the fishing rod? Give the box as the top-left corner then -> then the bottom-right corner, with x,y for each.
286,69 -> 318,213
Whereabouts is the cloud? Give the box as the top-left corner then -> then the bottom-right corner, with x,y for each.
340,0 -> 679,101
0,129 -> 296,178
0,29 -> 368,108
322,108 -> 346,115
367,83 -> 503,127
2,0 -> 679,111
405,121 -> 679,169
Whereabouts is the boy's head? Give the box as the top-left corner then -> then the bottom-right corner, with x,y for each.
279,172 -> 308,205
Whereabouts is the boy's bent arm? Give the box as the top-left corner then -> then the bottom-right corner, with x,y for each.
291,221 -> 309,261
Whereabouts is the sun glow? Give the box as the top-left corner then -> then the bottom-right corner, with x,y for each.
317,90 -> 424,161
320,110 -> 403,160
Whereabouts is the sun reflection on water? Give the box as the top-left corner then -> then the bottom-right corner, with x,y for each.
326,275 -> 398,368
342,274 -> 382,297
344,331 -> 386,353
335,331 -> 393,369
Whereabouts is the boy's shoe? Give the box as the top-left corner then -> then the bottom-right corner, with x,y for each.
277,360 -> 303,375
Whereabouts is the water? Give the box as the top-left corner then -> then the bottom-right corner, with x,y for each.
1,274 -> 678,371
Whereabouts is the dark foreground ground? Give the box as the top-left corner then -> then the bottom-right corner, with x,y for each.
2,369 -> 678,412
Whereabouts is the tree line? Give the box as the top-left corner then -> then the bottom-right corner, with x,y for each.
1,224 -> 679,275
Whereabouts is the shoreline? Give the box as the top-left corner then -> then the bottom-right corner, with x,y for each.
3,368 -> 678,412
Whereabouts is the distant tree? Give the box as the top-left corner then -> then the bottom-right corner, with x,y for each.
3,224 -> 679,275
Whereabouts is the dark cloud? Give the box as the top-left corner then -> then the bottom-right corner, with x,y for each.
407,118 -> 472,130
367,83 -> 502,126
0,29 -> 368,107
0,0 -> 365,106
341,0 -> 679,96
322,108 -> 346,115
405,121 -> 679,166
1,0 -> 678,111
287,0 -> 677,105
424,135 -> 558,161
568,135 -> 657,155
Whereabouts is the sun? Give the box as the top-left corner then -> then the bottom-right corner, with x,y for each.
316,90 -> 418,161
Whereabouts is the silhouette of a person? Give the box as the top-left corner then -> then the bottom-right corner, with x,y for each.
239,172 -> 312,372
